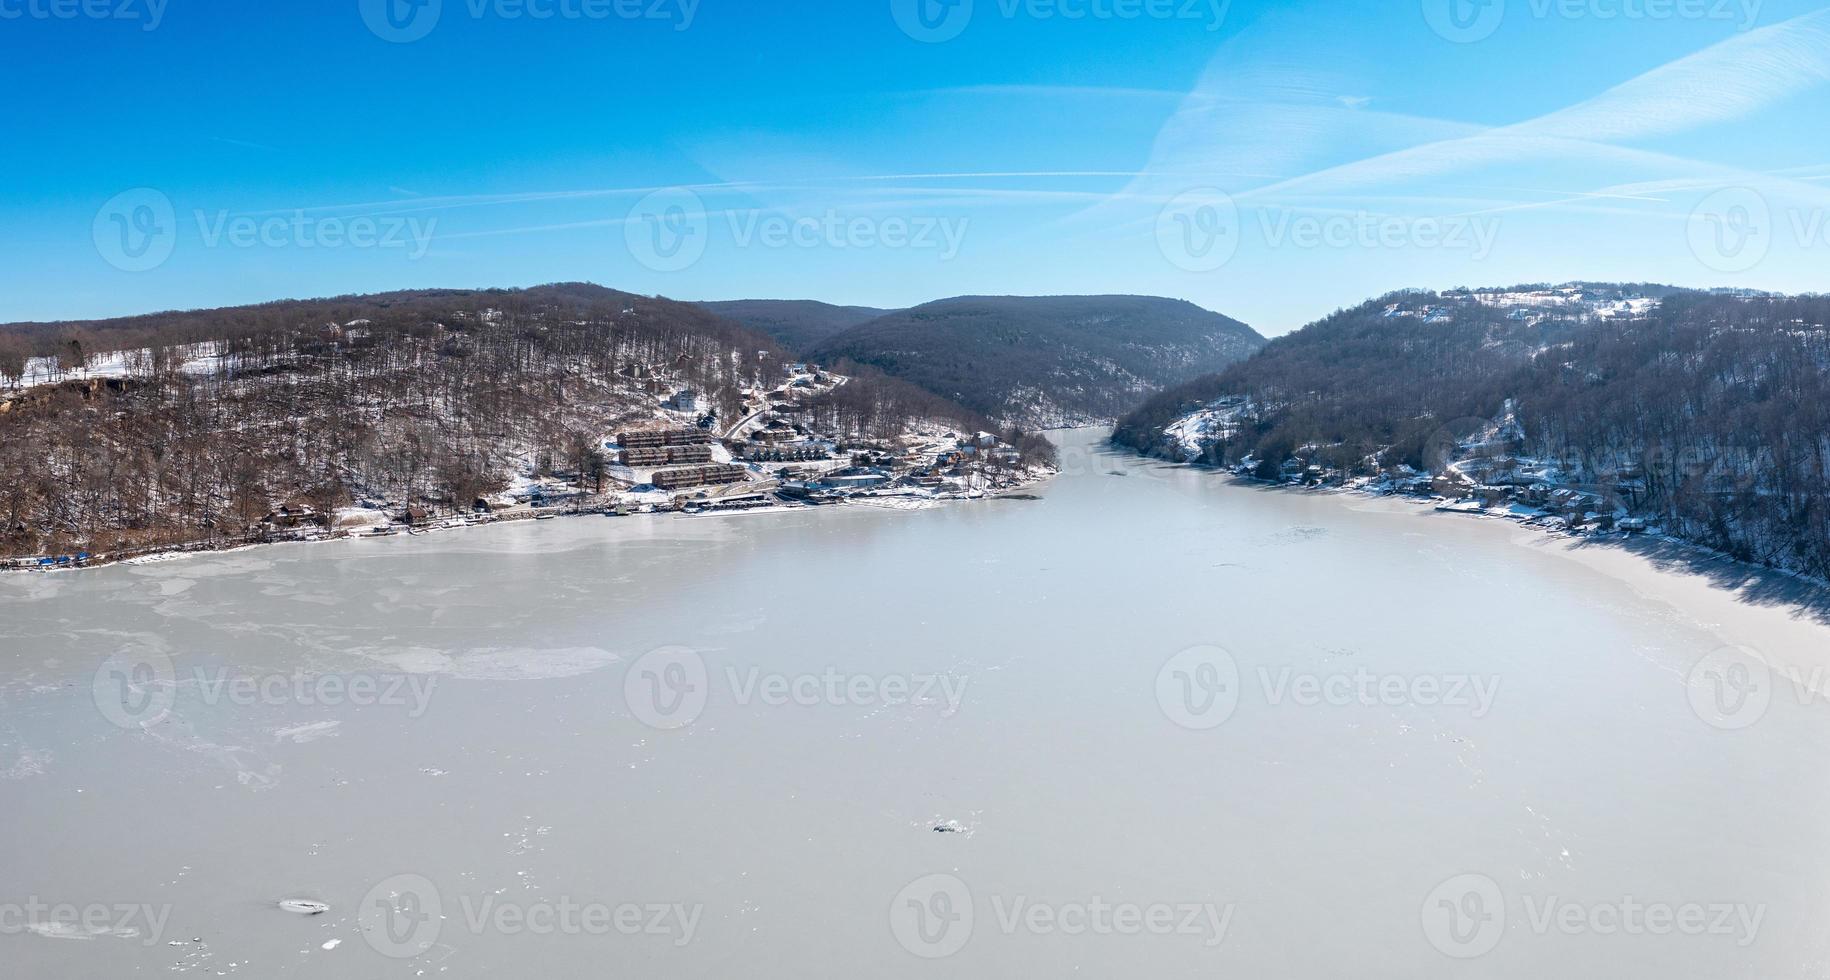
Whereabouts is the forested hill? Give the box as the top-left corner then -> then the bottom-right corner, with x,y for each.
0,284 -> 993,561
1114,284 -> 1830,578
1,283 -> 759,368
693,299 -> 897,353
806,294 -> 1264,428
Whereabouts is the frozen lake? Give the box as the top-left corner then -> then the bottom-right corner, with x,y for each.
3,427 -> 1827,977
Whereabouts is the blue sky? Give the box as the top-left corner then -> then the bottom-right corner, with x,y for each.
3,0 -> 1829,333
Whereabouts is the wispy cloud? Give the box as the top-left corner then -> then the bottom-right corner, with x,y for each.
1243,9 -> 1830,201
210,135 -> 280,152
1529,8 -> 1830,143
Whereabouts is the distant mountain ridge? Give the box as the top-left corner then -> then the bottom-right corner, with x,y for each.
803,294 -> 1264,428
693,299 -> 898,353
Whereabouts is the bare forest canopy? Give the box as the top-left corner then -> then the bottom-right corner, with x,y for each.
692,299 -> 898,354
807,294 -> 1265,427
1114,286 -> 1830,578
0,284 -> 1010,559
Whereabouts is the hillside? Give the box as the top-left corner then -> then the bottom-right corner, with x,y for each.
806,295 -> 1264,427
694,299 -> 897,353
0,284 -> 1014,561
1114,283 -> 1830,579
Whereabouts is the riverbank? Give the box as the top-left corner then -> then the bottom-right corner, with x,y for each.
1135,447 -> 1830,691
0,478 -> 1053,574
1130,441 -> 1830,608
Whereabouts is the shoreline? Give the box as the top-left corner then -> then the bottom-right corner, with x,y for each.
1134,450 -> 1830,683
1135,447 -> 1830,609
1064,425 -> 1827,651
0,478 -> 1054,575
